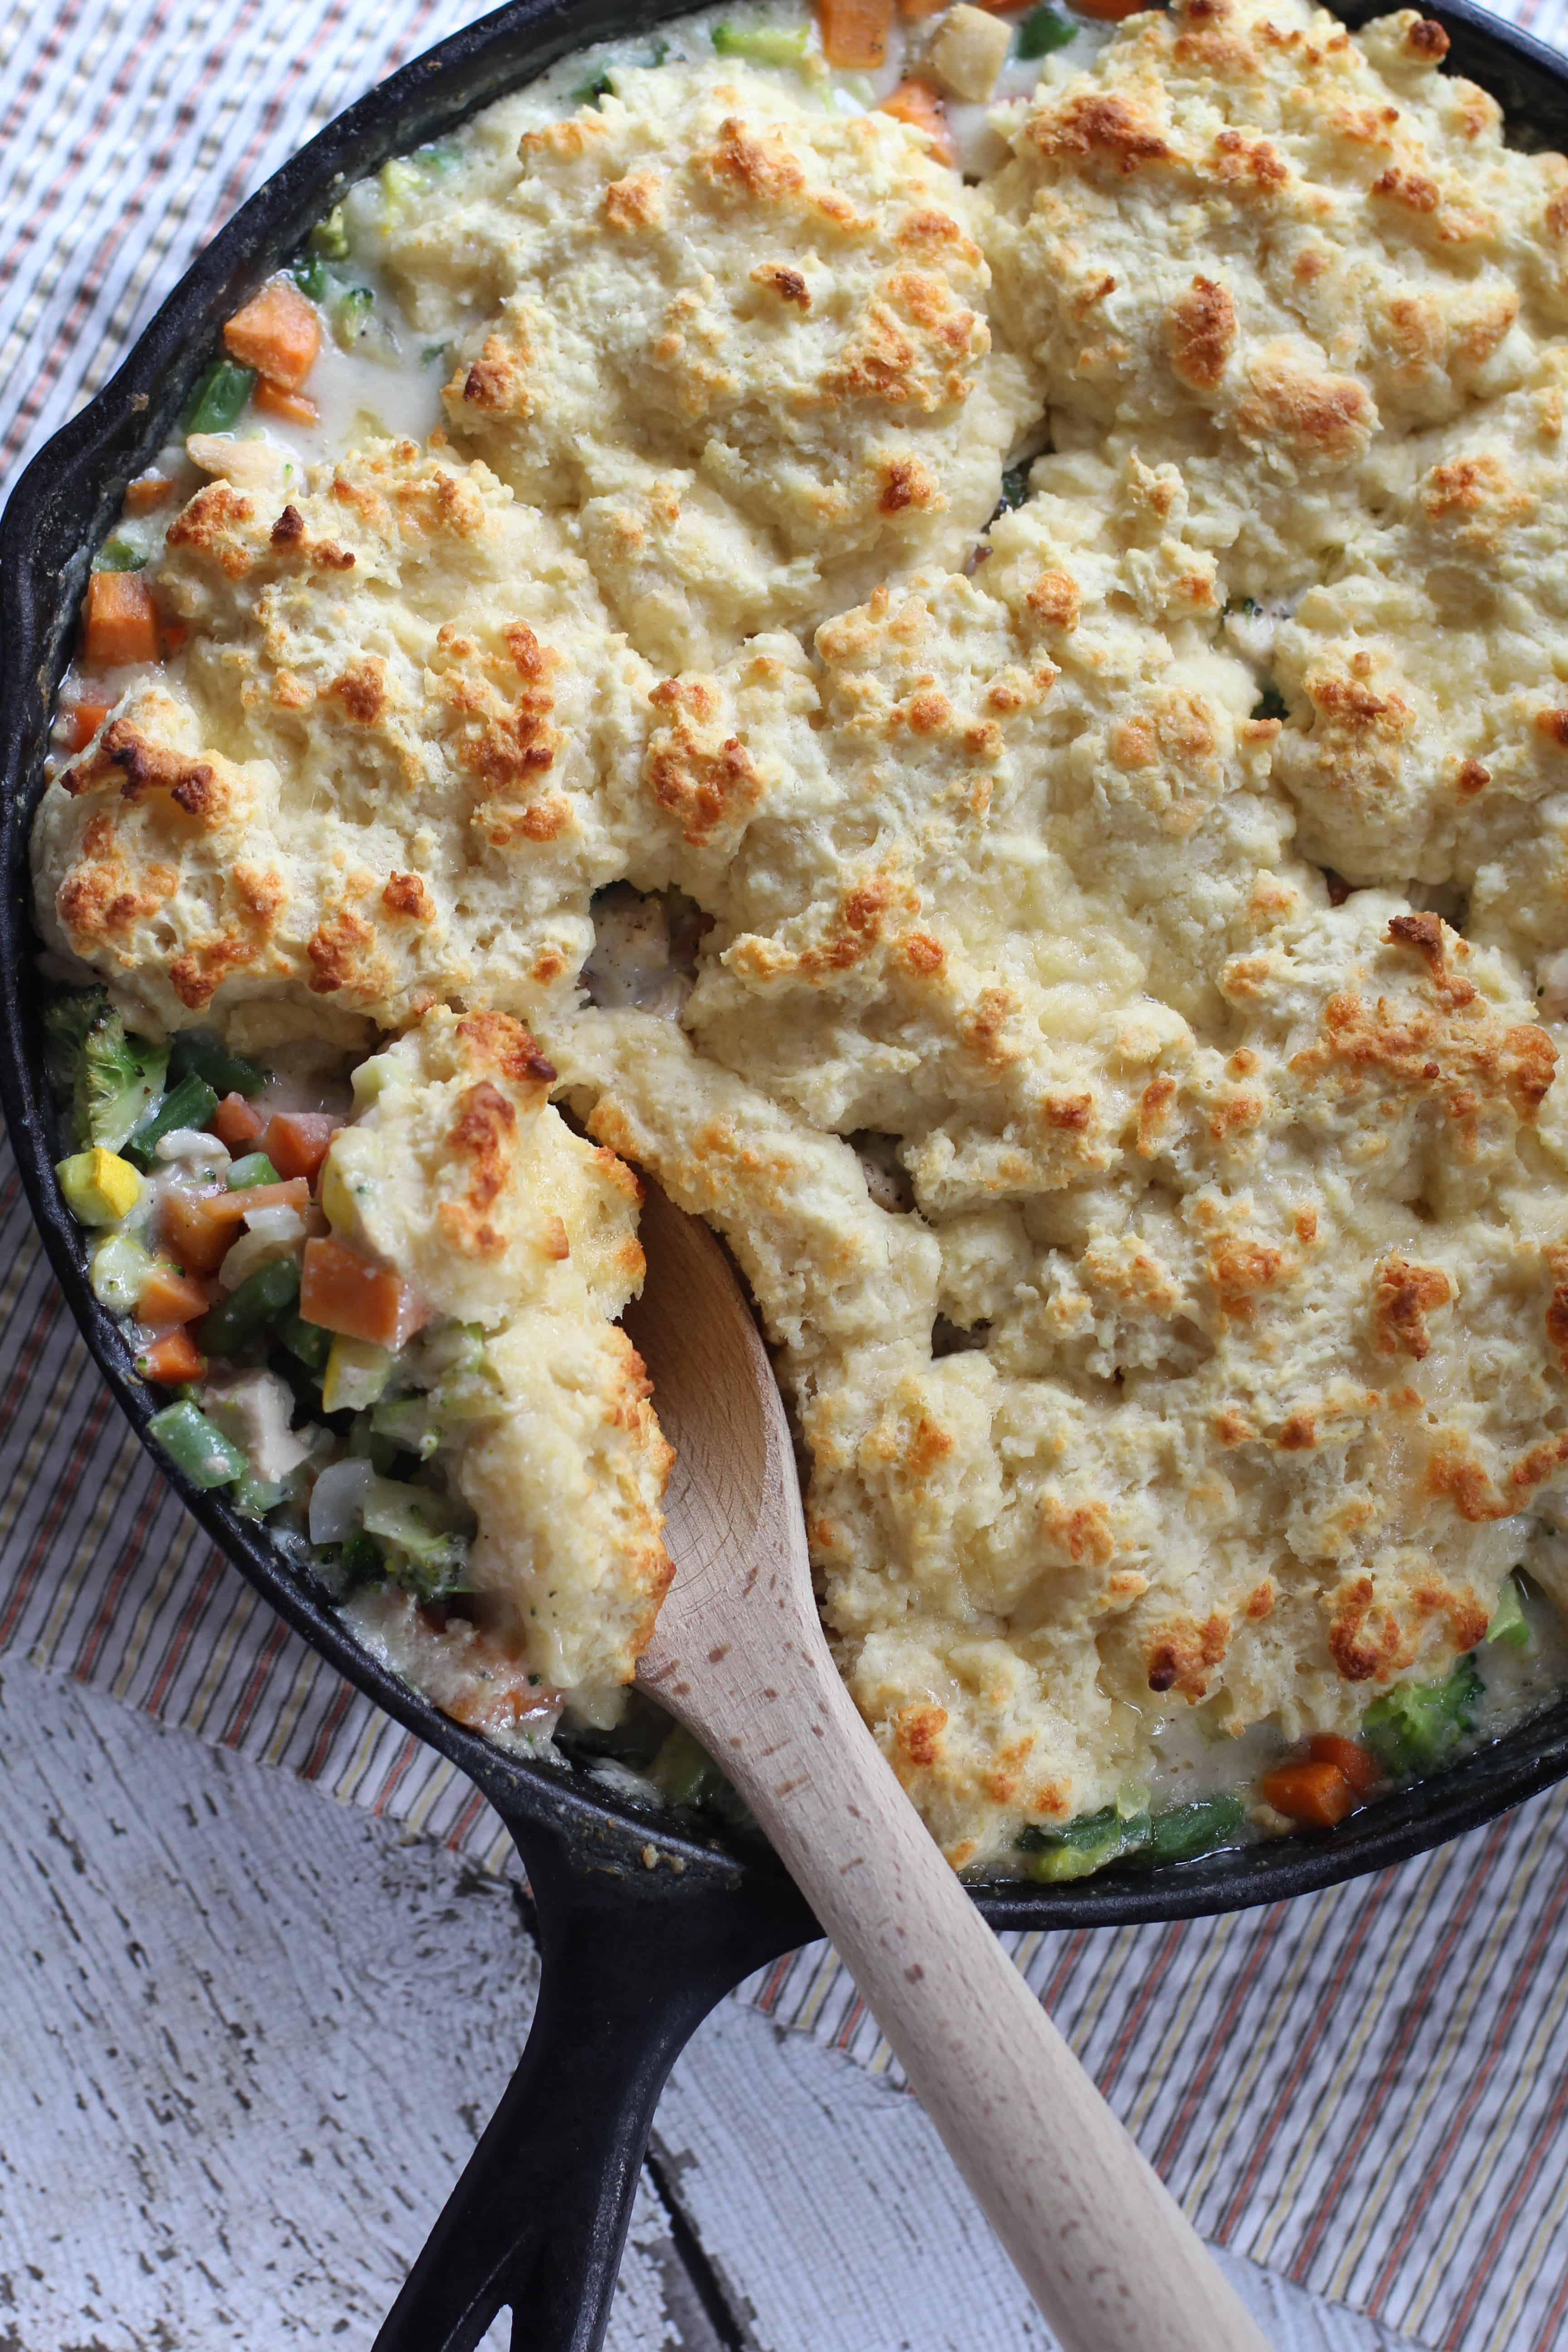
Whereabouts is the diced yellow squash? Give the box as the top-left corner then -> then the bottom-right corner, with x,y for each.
322,1333 -> 393,1413
57,1147 -> 143,1226
317,1155 -> 356,1235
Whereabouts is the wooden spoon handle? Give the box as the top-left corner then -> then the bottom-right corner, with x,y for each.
629,1185 -> 1269,2349
679,1643 -> 1270,2352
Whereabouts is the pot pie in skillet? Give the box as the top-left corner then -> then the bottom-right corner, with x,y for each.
32,0 -> 1568,1876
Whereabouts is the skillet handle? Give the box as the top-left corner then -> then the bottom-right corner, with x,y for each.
373,1815 -> 805,2352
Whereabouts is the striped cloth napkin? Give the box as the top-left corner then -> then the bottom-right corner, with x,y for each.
8,5 -> 1568,2346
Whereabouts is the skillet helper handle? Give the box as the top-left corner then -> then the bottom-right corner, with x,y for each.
686,1650 -> 1274,2352
373,1829 -> 799,2352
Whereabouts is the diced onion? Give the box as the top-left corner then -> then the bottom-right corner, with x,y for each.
308,1457 -> 377,1544
244,1204 -> 307,1243
218,1223 -> 304,1293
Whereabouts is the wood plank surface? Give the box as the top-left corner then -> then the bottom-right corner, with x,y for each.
0,1657 -> 1421,2352
0,1658 -> 691,2351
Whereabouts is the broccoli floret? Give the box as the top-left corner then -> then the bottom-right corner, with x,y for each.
44,989 -> 169,1151
43,988 -> 106,1124
381,1534 -> 471,1604
83,1010 -> 170,1152
1363,1653 -> 1482,1779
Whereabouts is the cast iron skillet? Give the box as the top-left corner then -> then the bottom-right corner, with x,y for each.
6,0 -> 1568,2341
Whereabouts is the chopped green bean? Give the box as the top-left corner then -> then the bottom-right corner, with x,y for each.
1019,1803 -> 1151,1882
232,1470 -> 288,1520
278,1313 -> 331,1374
94,539 -> 147,573
185,360 -> 256,436
711,22 -> 809,63
1138,1795 -> 1245,1867
148,1400 -> 246,1490
169,1030 -> 267,1097
125,1074 -> 220,1167
1017,5 -> 1074,57
226,1152 -> 281,1191
1252,679 -> 1289,724
196,1257 -> 302,1358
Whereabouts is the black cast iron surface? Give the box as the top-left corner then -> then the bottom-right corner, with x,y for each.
5,0 -> 1568,2342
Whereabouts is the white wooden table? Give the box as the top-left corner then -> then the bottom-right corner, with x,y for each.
0,1656 -> 1423,2351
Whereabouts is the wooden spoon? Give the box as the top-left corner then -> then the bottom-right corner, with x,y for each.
626,1181 -> 1273,2352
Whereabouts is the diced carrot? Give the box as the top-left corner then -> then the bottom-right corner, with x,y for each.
124,472 -> 175,515
161,1188 -> 234,1276
1308,1732 -> 1382,1801
1259,1759 -> 1356,1830
137,1261 -> 212,1325
1071,0 -> 1145,18
201,1177 -> 310,1224
162,622 -> 188,657
253,378 -> 320,427
446,1673 -> 558,1735
162,1180 -> 309,1274
223,276 -> 322,392
877,79 -> 956,164
83,571 -> 160,667
441,1634 -> 559,1733
211,1092 -> 266,1149
299,1234 -> 421,1347
897,0 -> 945,17
818,0 -> 891,67
61,698 -> 113,753
138,1328 -> 206,1385
262,1111 -> 341,1183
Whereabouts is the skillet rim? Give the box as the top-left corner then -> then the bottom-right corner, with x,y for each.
5,0 -> 1568,1936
